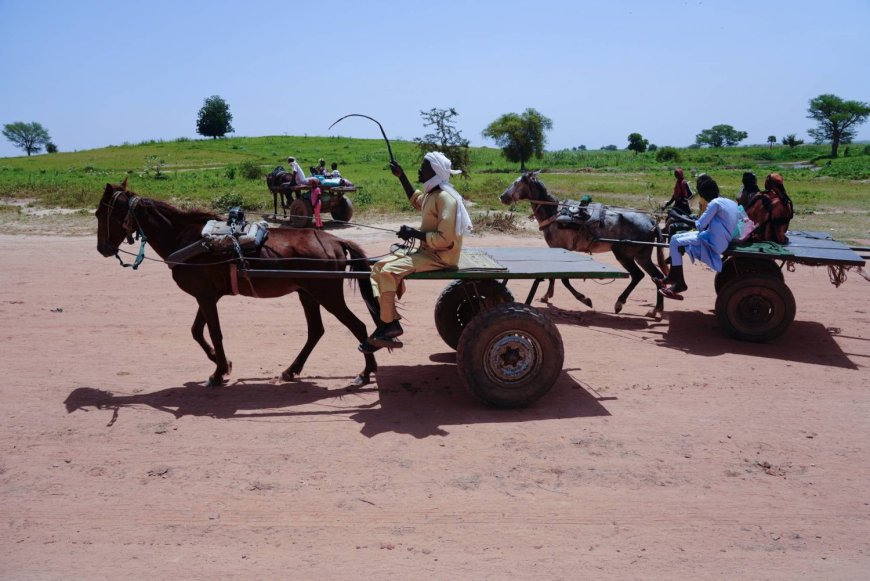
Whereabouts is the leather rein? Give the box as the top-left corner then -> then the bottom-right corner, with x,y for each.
104,190 -> 148,269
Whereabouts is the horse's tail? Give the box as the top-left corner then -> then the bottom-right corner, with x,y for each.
654,225 -> 670,276
340,239 -> 380,325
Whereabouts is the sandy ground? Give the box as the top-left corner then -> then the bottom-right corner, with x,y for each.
1,223 -> 869,580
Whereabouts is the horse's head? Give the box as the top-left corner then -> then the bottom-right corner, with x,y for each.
95,178 -> 137,257
499,171 -> 542,205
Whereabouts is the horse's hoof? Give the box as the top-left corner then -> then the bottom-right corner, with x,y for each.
206,375 -> 226,388
645,309 -> 664,320
539,296 -> 550,304
614,301 -> 624,314
351,374 -> 370,388
583,298 -> 593,308
281,369 -> 297,382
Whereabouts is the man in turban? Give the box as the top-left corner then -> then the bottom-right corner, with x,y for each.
362,152 -> 473,351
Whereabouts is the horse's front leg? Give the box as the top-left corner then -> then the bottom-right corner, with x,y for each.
196,297 -> 232,387
281,291 -> 324,382
191,307 -> 217,362
313,283 -> 377,387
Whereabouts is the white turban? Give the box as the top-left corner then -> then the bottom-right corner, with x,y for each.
422,152 -> 473,235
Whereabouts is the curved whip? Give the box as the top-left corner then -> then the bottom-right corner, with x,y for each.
328,113 -> 395,163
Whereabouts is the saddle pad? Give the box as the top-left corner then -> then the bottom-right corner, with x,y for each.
457,249 -> 508,272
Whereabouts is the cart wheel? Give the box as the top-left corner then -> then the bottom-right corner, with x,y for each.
434,280 -> 514,350
288,198 -> 313,228
457,302 -> 564,408
330,196 -> 353,223
714,257 -> 783,294
715,275 -> 796,342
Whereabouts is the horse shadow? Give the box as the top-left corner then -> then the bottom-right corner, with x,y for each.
64,364 -> 611,439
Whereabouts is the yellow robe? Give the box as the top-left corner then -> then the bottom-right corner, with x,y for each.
371,187 -> 463,298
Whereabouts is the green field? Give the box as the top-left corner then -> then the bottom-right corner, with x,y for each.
0,136 -> 867,242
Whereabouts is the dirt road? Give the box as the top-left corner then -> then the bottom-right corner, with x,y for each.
1,228 -> 868,579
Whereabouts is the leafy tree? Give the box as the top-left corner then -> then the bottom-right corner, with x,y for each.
627,132 -> 649,155
655,146 -> 681,163
482,108 -> 553,170
767,135 -> 777,148
2,121 -> 52,156
46,141 -> 58,153
414,107 -> 470,176
579,145 -> 587,151
196,95 -> 234,139
601,145 -> 618,151
695,124 -> 748,147
781,134 -> 804,148
648,143 -> 658,152
806,94 -> 870,158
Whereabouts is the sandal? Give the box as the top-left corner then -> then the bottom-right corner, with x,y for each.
658,287 -> 684,300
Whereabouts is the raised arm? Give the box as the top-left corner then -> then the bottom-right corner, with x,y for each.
390,161 -> 415,200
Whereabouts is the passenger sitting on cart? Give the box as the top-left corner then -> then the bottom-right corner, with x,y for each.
329,162 -> 341,178
361,152 -> 473,352
662,168 -> 694,215
312,159 -> 327,176
286,156 -> 307,186
736,171 -> 760,207
656,175 -> 739,300
308,178 -> 324,230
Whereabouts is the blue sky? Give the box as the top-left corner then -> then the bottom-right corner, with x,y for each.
1,0 -> 868,158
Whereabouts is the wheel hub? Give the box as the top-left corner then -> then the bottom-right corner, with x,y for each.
485,333 -> 540,384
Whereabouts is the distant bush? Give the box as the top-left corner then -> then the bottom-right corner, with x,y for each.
212,191 -> 245,211
238,160 -> 261,180
46,142 -> 58,153
655,146 -> 681,163
224,166 -> 236,180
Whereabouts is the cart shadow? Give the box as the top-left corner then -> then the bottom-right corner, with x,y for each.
64,366 -> 610,438
656,310 -> 859,369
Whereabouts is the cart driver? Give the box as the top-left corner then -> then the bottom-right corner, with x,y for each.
360,152 -> 473,352
286,156 -> 307,186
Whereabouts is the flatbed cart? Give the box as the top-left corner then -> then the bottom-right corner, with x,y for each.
265,183 -> 357,228
713,231 -> 866,342
245,246 -> 628,408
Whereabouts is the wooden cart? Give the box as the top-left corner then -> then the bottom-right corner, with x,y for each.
246,247 -> 628,408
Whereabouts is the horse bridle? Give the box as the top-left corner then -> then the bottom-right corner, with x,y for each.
103,189 -> 148,269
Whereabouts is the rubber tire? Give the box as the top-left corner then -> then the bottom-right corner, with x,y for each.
715,257 -> 783,294
456,302 -> 564,408
715,275 -> 796,342
434,280 -> 514,350
330,196 -> 353,223
288,198 -> 313,228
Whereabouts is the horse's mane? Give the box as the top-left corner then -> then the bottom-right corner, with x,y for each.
144,196 -> 219,223
529,175 -> 559,203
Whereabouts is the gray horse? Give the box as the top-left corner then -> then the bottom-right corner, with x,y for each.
500,171 -> 667,317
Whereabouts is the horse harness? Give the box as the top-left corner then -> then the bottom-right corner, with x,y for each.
105,190 -> 148,269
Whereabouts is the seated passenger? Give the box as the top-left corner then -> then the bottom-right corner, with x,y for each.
656,175 -> 739,300
329,162 -> 341,178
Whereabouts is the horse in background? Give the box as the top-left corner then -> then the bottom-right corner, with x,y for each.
95,179 -> 380,387
500,171 -> 668,318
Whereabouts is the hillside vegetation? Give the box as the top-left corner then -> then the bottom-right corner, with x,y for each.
1,136 -> 867,241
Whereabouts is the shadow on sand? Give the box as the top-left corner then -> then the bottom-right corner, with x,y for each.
65,364 -> 611,439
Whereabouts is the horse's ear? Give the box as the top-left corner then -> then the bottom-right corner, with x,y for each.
121,177 -> 128,190
531,170 -> 541,177
104,183 -> 114,195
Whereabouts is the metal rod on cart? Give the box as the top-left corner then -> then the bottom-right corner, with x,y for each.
595,238 -> 669,248
245,269 -> 371,280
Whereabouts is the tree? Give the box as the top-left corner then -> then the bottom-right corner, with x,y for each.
482,108 -> 553,170
2,121 -> 52,156
196,95 -> 234,139
781,134 -> 804,148
655,146 -> 680,163
413,107 -> 470,176
627,132 -> 649,155
767,135 -> 777,148
695,124 -> 748,147
806,94 -> 870,158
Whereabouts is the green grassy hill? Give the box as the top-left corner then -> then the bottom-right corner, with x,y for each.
1,136 -> 867,241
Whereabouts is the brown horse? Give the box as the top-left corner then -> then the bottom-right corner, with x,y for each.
95,179 -> 380,387
265,168 -> 295,216
500,172 -> 668,317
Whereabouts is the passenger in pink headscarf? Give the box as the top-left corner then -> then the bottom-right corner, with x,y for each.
308,178 -> 323,230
